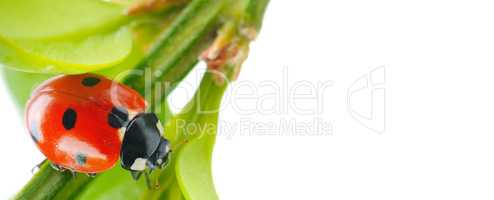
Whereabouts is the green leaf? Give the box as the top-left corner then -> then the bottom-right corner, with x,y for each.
173,72 -> 226,200
0,0 -> 128,40
15,28 -> 132,68
0,0 -> 134,73
175,132 -> 218,200
0,27 -> 133,73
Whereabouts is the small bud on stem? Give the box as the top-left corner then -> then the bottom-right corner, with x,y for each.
200,22 -> 253,85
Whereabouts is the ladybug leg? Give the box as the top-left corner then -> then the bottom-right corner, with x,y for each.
69,169 -> 77,177
129,170 -> 152,189
86,173 -> 97,178
130,170 -> 159,190
143,170 -> 152,190
151,170 -> 160,189
50,163 -> 66,172
31,159 -> 47,174
144,170 -> 161,190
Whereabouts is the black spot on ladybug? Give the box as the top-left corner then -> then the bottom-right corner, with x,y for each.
75,153 -> 87,165
108,107 -> 129,128
62,108 -> 77,130
81,77 -> 101,87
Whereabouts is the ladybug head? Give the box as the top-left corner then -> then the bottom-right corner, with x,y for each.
120,113 -> 171,177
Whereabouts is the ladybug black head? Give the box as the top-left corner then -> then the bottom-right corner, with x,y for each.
120,113 -> 171,176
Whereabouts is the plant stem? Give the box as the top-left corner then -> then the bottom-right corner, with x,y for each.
15,164 -> 91,200
245,0 -> 270,32
122,0 -> 228,105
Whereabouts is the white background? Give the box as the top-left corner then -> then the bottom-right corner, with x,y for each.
2,0 -> 494,199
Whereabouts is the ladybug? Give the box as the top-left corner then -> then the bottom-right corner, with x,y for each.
25,73 -> 170,178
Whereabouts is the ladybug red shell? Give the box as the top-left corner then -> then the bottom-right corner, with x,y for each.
26,73 -> 170,175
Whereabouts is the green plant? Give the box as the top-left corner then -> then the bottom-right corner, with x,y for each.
1,0 -> 269,199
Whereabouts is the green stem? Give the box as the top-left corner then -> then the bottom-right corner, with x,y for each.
15,164 -> 84,200
143,0 -> 270,197
245,0 -> 270,32
122,0 -> 228,105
